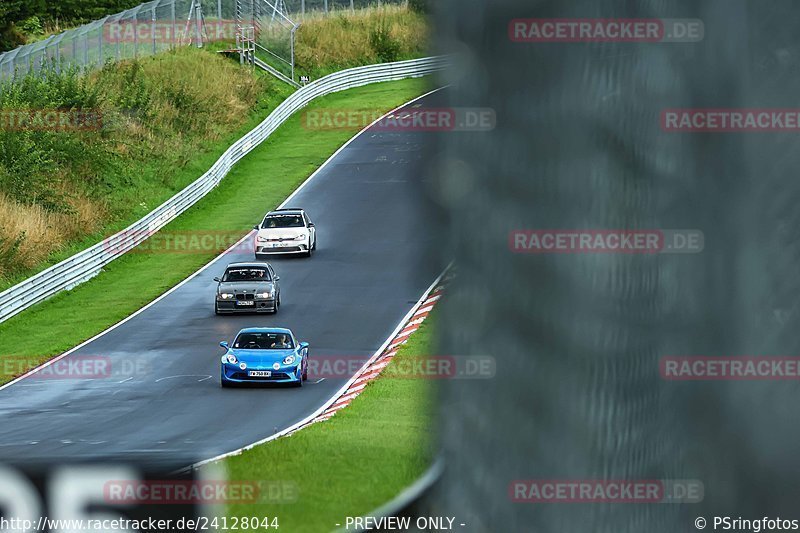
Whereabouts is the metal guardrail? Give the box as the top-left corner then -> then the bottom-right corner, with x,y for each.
0,56 -> 448,324
253,55 -> 300,87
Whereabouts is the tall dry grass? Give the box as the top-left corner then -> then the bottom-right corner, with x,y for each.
292,5 -> 428,77
0,193 -> 106,273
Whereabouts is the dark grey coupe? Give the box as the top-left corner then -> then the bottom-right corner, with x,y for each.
214,262 -> 281,315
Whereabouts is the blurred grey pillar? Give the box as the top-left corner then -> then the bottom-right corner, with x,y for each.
421,0 -> 800,531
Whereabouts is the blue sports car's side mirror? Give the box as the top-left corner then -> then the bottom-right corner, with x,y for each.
299,342 -> 309,351
219,341 -> 229,349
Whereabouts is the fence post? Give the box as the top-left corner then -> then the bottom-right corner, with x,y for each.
133,13 -> 139,57
152,6 -> 158,54
351,0 -> 354,10
98,21 -> 104,65
218,0 -> 223,19
325,0 -> 329,13
171,0 -> 177,49
290,25 -> 296,81
195,1 -> 204,48
301,0 -> 305,15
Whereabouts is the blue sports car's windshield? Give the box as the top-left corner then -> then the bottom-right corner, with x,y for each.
222,267 -> 270,282
233,332 -> 294,350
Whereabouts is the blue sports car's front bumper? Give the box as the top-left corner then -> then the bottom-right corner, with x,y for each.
220,362 -> 302,385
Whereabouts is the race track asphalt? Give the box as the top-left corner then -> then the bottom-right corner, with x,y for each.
0,91 -> 442,469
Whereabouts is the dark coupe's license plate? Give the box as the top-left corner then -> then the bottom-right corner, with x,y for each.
249,371 -> 271,377
237,301 -> 255,306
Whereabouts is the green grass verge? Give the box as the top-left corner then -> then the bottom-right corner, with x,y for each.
217,314 -> 436,533
0,76 -> 431,383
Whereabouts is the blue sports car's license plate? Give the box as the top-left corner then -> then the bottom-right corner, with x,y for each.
249,371 -> 271,377
236,301 -> 255,306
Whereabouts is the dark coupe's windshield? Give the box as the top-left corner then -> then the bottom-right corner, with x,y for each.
222,267 -> 270,282
262,214 -> 304,228
233,332 -> 294,350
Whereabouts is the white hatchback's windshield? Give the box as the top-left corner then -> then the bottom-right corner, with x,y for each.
262,215 -> 304,228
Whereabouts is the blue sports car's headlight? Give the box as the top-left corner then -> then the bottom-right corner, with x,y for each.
225,353 -> 237,364
283,355 -> 295,365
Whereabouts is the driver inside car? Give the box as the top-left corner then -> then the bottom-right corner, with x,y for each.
271,335 -> 291,349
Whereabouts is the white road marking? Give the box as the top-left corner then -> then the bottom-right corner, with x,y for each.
155,375 -> 212,383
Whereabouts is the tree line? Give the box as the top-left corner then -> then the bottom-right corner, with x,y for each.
1,0 -> 142,52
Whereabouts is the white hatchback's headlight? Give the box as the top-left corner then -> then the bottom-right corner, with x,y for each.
226,354 -> 238,364
219,293 -> 234,299
283,355 -> 295,365
294,234 -> 306,241
257,236 -> 269,243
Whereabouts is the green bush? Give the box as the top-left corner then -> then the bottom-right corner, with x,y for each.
20,16 -> 43,36
369,20 -> 401,63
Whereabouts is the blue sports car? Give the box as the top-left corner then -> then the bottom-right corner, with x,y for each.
220,327 -> 309,387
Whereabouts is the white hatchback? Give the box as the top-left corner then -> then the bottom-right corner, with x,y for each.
254,208 -> 316,258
